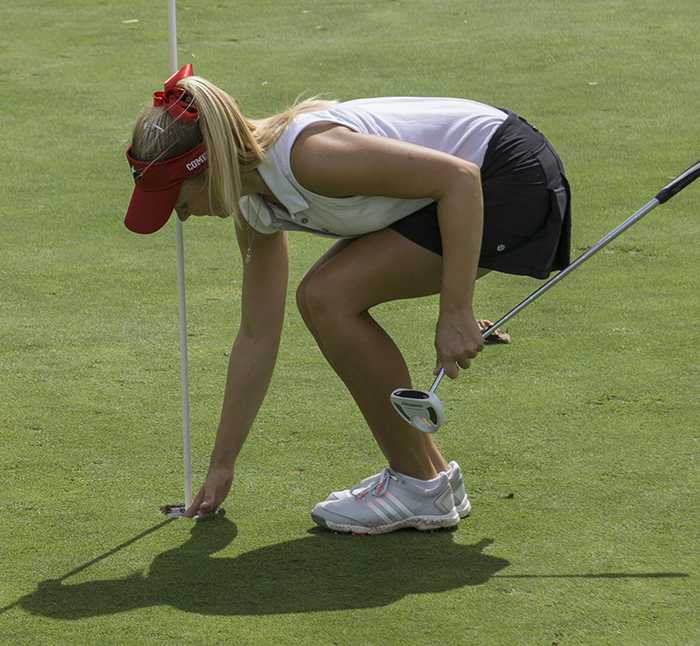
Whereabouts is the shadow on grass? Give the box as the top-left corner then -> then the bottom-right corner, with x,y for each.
17,517 -> 506,618
14,518 -> 688,618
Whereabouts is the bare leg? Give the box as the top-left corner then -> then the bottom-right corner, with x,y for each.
306,307 -> 446,480
297,228 -> 492,481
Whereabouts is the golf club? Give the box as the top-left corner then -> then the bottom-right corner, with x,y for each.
391,160 -> 700,432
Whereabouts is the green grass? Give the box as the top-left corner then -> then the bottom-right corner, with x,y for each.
2,1 -> 698,644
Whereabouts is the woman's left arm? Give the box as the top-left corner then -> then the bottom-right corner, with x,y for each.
436,165 -> 483,309
434,169 -> 485,377
291,126 -> 485,377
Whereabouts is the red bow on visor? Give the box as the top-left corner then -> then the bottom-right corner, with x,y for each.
153,63 -> 199,123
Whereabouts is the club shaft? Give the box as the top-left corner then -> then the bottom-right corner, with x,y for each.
429,196 -> 660,393
168,0 -> 192,509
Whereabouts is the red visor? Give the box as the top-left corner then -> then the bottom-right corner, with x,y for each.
124,143 -> 208,234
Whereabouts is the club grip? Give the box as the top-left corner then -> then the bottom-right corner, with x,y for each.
655,160 -> 700,204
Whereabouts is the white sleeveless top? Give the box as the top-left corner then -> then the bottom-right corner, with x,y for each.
239,97 -> 507,239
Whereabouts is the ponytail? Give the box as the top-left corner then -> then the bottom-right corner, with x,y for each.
177,76 -> 262,222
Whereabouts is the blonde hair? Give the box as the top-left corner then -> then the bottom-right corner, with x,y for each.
130,76 -> 337,237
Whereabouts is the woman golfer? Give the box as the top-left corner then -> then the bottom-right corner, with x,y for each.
124,65 -> 571,535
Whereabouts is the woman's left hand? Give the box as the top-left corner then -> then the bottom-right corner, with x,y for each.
434,306 -> 484,379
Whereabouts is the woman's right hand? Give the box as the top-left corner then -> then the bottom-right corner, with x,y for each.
184,464 -> 234,518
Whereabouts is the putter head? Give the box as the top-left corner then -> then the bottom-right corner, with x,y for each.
160,504 -> 226,522
390,388 -> 444,433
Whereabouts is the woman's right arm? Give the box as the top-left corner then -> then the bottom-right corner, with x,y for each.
184,221 -> 288,517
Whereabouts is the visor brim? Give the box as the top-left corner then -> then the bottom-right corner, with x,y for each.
124,183 -> 181,234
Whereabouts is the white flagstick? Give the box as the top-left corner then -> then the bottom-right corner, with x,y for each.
168,0 -> 193,511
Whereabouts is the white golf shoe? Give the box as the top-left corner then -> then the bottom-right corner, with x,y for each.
325,460 -> 471,518
311,468 -> 460,535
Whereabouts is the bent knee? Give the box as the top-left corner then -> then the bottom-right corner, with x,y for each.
296,274 -> 323,321
296,275 -> 336,322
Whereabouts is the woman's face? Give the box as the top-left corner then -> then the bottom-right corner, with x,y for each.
175,175 -> 226,221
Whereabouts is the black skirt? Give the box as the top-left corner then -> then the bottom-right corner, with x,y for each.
389,109 -> 571,279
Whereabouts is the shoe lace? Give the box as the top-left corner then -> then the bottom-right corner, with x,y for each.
352,468 -> 397,500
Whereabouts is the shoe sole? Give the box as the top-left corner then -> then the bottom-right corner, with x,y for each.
311,509 -> 460,535
327,493 -> 472,518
